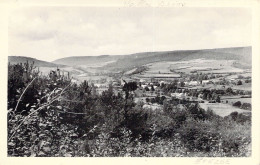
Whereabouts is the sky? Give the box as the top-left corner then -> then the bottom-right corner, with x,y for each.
9,7 -> 251,62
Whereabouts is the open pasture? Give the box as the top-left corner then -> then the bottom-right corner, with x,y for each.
169,59 -> 244,74
144,61 -> 178,74
232,83 -> 252,91
221,96 -> 251,104
199,102 -> 250,117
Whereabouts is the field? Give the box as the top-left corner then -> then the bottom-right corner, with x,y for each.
39,66 -> 85,76
123,61 -> 182,79
169,59 -> 244,74
199,102 -> 250,117
221,96 -> 251,104
144,62 -> 178,74
126,58 -> 249,80
231,83 -> 252,91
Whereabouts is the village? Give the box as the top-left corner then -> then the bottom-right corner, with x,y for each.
79,64 -> 252,118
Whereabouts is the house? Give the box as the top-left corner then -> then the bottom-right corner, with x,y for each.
198,93 -> 203,99
141,85 -> 147,89
189,81 -> 199,86
159,81 -> 165,86
201,80 -> 210,85
171,93 -> 187,99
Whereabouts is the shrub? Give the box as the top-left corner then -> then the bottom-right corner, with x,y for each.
178,118 -> 221,152
237,80 -> 242,85
241,103 -> 251,110
218,119 -> 251,156
233,101 -> 242,107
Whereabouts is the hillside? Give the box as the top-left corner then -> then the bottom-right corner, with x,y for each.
104,46 -> 252,71
52,55 -> 123,66
8,56 -> 65,67
51,46 -> 251,72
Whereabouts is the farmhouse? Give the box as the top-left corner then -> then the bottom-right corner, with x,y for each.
189,81 -> 199,86
201,80 -> 210,85
171,92 -> 187,99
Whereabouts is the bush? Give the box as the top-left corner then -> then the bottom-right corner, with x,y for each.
237,80 -> 242,85
226,112 -> 251,124
233,101 -> 242,107
241,103 -> 251,110
178,118 -> 221,152
218,119 -> 251,156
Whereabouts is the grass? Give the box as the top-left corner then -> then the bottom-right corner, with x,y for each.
199,102 -> 251,117
168,59 -> 245,74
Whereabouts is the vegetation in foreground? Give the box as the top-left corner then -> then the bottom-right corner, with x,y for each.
8,62 -> 251,157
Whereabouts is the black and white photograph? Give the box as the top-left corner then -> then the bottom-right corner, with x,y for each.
1,0 -> 260,163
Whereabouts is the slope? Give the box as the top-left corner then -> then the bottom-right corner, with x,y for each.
8,56 -> 65,67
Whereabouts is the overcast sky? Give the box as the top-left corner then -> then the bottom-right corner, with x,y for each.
9,7 -> 251,62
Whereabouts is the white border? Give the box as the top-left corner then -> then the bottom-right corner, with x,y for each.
0,0 -> 259,165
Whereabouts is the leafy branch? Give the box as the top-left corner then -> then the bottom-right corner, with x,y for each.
8,82 -> 72,142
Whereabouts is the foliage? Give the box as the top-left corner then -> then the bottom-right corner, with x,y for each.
8,62 -> 251,157
233,101 -> 242,107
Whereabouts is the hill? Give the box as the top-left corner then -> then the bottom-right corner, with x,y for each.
103,46 -> 252,71
52,55 -> 123,67
8,56 -> 65,67
51,46 -> 251,72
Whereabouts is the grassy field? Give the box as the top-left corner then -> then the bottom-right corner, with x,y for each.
221,96 -> 251,104
199,102 -> 250,117
39,66 -> 85,76
144,61 -> 178,74
169,59 -> 245,74
231,83 -> 252,91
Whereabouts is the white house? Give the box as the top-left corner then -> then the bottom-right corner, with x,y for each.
141,85 -> 147,89
189,81 -> 199,86
159,81 -> 165,86
201,80 -> 210,85
171,93 -> 187,99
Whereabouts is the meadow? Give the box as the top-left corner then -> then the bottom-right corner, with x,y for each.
199,102 -> 250,117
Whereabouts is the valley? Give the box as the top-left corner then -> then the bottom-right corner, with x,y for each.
9,46 -> 252,118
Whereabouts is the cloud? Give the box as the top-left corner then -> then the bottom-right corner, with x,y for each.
8,7 -> 251,61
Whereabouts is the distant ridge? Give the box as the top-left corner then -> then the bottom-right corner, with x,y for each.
52,55 -> 123,66
8,56 -> 65,67
34,46 -> 252,71
104,46 -> 251,71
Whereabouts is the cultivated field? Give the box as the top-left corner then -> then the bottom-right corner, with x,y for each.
169,59 -> 244,74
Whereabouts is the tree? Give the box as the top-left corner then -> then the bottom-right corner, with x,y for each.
241,103 -> 251,110
216,95 -> 221,103
233,101 -> 241,107
226,87 -> 233,94
180,81 -> 185,87
237,80 -> 242,85
151,85 -> 155,91
122,81 -> 138,125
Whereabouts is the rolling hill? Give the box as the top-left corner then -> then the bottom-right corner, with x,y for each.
8,56 -> 65,67
103,46 -> 252,71
52,55 -> 123,66
50,46 -> 251,72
